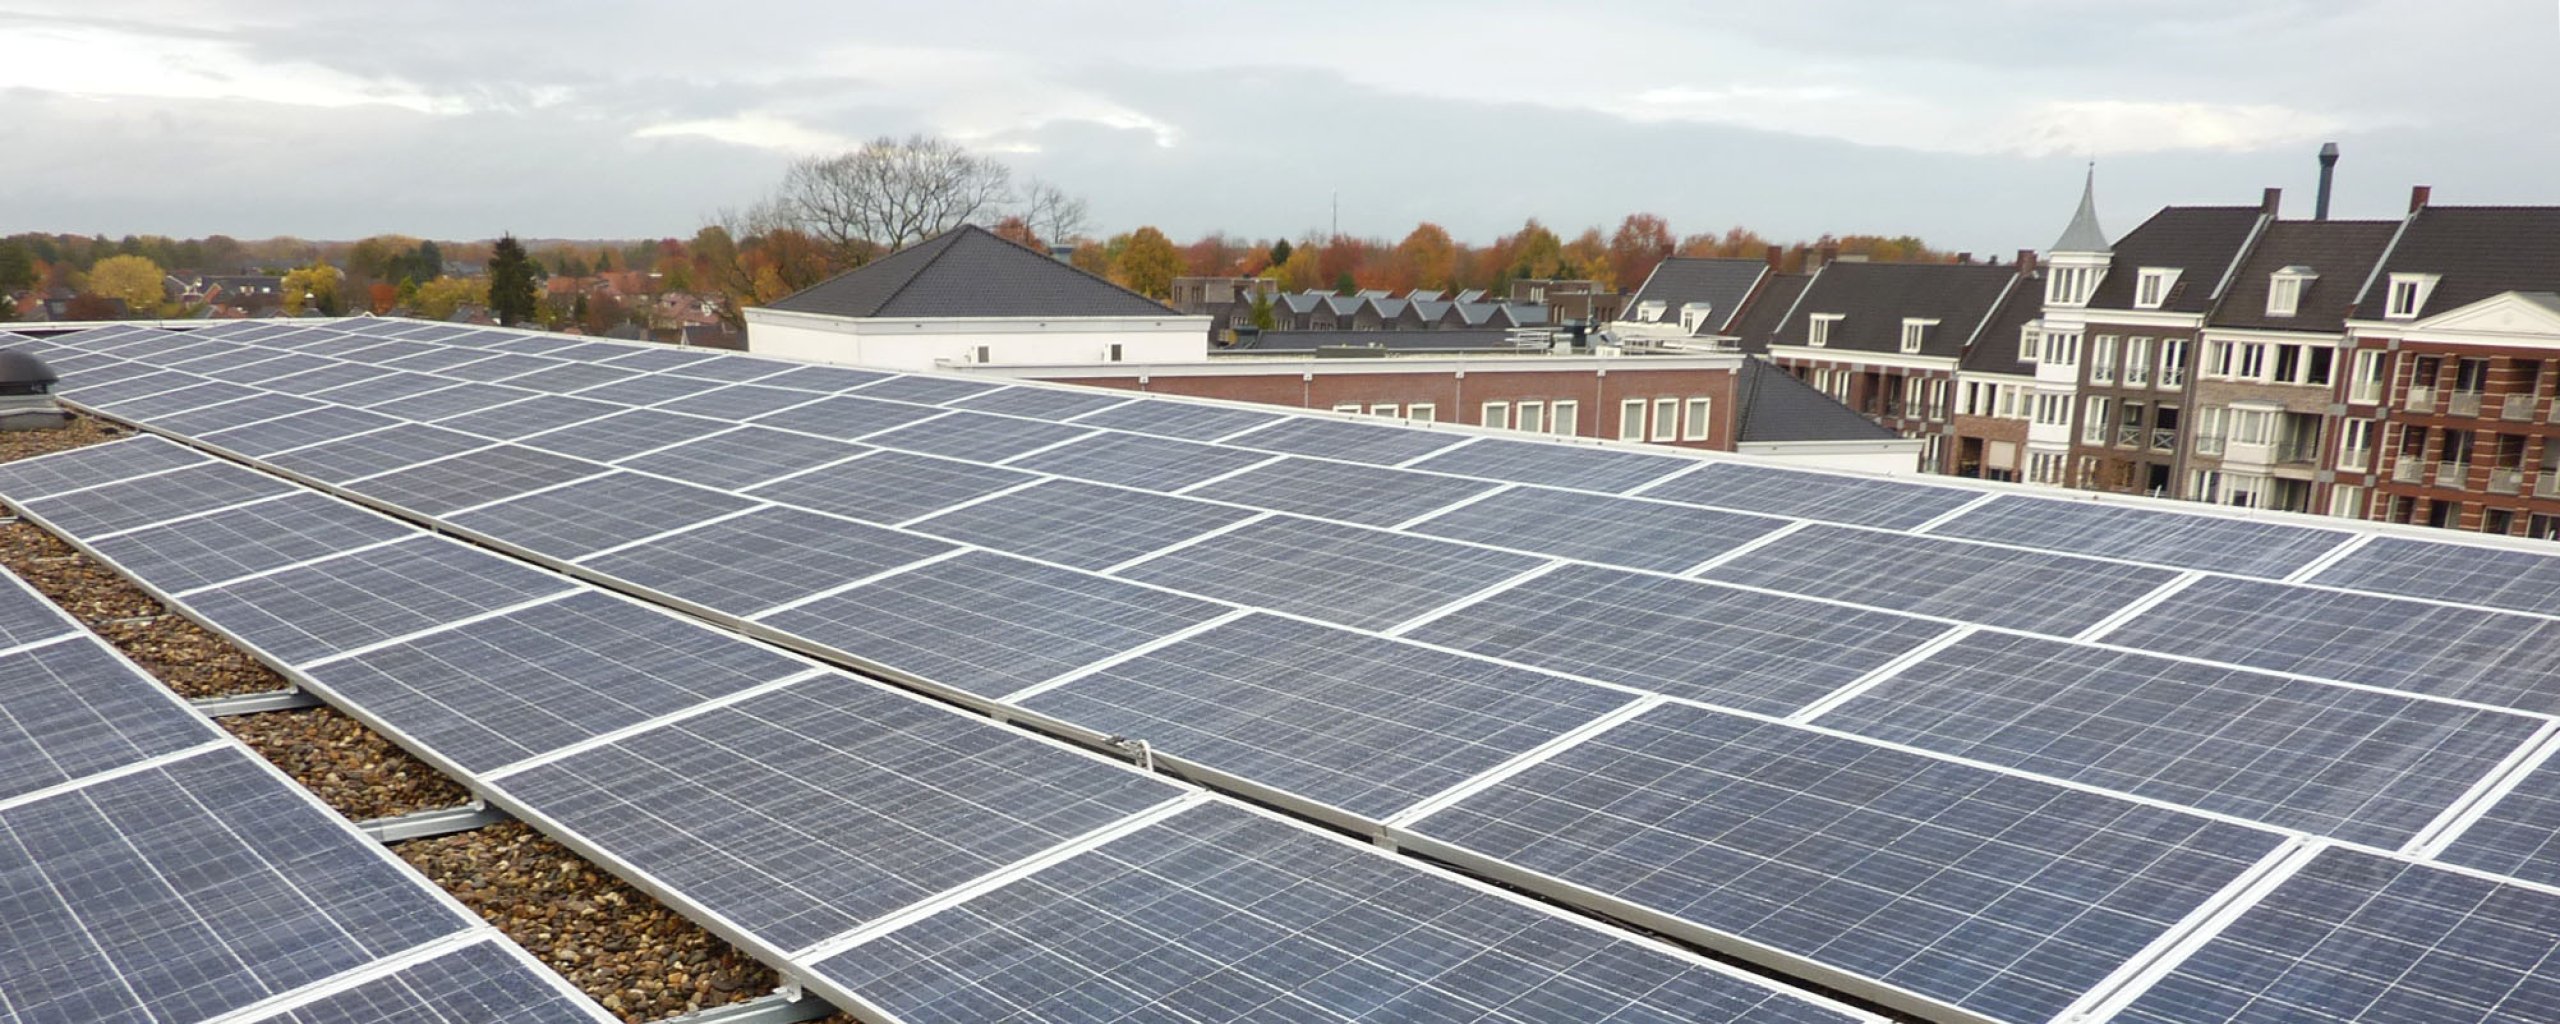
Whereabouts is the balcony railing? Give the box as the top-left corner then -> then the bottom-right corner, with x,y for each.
2439,461 -> 2471,487
2340,447 -> 2371,472
2449,391 -> 2485,417
2117,426 -> 2144,448
2407,386 -> 2436,413
2151,428 -> 2178,452
2541,474 -> 2560,499
2277,441 -> 2320,465
2506,394 -> 2539,421
2392,460 -> 2426,484
2490,468 -> 2524,495
2351,381 -> 2384,404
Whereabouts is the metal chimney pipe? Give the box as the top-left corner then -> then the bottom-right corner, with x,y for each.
2316,142 -> 2339,221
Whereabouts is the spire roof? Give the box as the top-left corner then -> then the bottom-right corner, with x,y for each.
2050,166 -> 2111,254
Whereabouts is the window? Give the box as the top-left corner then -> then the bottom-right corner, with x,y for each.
2305,347 -> 2335,387
2387,274 -> 2439,319
1999,385 -> 2024,419
2204,340 -> 2235,378
2160,338 -> 2189,388
971,345 -> 992,363
1683,398 -> 1713,441
2267,267 -> 2314,317
1652,398 -> 1679,441
2135,268 -> 2180,309
2197,406 -> 2228,454
2232,407 -> 2275,446
2329,484 -> 2366,520
1900,318 -> 1935,354
1517,401 -> 1546,434
1369,403 -> 1402,418
2021,325 -> 2039,361
2351,350 -> 2386,403
1618,399 -> 1646,440
1550,400 -> 1578,436
2238,343 -> 2269,380
1680,303 -> 1711,333
2081,395 -> 2111,443
1636,300 -> 1666,322
2041,331 -> 2081,366
1107,343 -> 1125,362
1808,314 -> 1841,347
2089,335 -> 2118,384
1407,403 -> 1436,423
2126,337 -> 2152,386
1481,401 -> 1510,429
2339,419 -> 2373,470
1332,403 -> 1363,414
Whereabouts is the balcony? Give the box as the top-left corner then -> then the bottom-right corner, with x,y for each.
2340,447 -> 2371,472
2117,425 -> 2144,448
2506,394 -> 2539,422
2351,381 -> 2383,404
2438,462 -> 2472,487
2277,441 -> 2320,466
2541,474 -> 2560,499
2392,460 -> 2426,484
2448,391 -> 2485,417
2195,433 -> 2226,456
2151,428 -> 2178,452
2490,468 -> 2524,495
2407,386 -> 2436,413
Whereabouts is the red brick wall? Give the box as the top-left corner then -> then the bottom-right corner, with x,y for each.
1040,366 -> 1737,450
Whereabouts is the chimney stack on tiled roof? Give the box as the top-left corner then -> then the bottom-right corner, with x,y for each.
1765,245 -> 1784,270
2015,249 -> 2039,275
2316,142 -> 2339,221
2261,188 -> 2283,215
2409,185 -> 2433,214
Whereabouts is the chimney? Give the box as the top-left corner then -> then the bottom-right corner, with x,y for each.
1955,252 -> 1973,264
1814,242 -> 1840,269
2261,187 -> 2282,216
2409,185 -> 2433,214
2015,249 -> 2039,275
1764,244 -> 1783,270
2315,142 -> 2339,221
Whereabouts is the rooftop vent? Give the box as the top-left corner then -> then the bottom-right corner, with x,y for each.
0,349 -> 67,431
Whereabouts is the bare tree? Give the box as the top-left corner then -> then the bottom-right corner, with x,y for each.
778,134 -> 1013,267
1018,179 -> 1092,248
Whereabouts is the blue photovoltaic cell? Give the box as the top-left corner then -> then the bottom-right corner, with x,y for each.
652,383 -> 827,420
307,590 -> 809,772
761,550 -> 1228,698
307,371 -> 472,406
2441,759 -> 2560,888
2108,576 -> 2560,714
1412,703 -> 2285,1024
500,362 -> 641,395
662,355 -> 795,384
0,748 -> 471,1024
92,380 -> 266,420
1406,564 -> 1948,716
367,383 -> 544,422
432,352 -> 565,382
217,352 -> 342,385
557,372 -> 707,408
254,363 -> 398,398
165,348 -> 296,378
89,491 -> 413,595
1410,486 -> 1792,573
0,436 -> 203,503
264,424 -> 495,483
61,370 -> 207,408
498,672 -> 1182,951
1639,461 -> 1984,530
1224,414 -> 1469,465
516,409 -> 727,462
274,940 -> 609,1024
1928,494 -> 2352,578
0,638 -> 221,801
0,573 -> 72,648
745,450 -> 1035,524
378,345 -> 509,374
298,334 -> 413,359
182,537 -> 574,666
337,339 -> 446,363
820,801 -> 1863,1024
580,506 -> 956,615
850,373 -> 1003,404
2115,849 -> 2560,1024
860,410 -> 1095,463
944,384 -> 1131,421
596,346 -> 722,373
1004,430 -> 1276,492
147,392 -> 326,436
1817,631 -> 2544,847
1068,398 -> 1283,441
908,479 -> 1256,570
474,332 -> 582,355
349,445 -> 604,515
450,472 -> 760,561
436,395 -> 624,439
1117,515 -> 1544,632
2312,535 -> 2560,616
1699,525 -> 2180,636
195,405 -> 403,457
1027,614 -> 1630,819
612,426 -> 864,490
51,361 -> 170,391
749,394 -> 946,440
24,461 -> 289,538
1186,456 -> 1499,527
535,341 -> 634,363
747,364 -> 894,392
1406,436 -> 1699,493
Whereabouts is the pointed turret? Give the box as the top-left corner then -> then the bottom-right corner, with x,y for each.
2051,165 -> 2110,254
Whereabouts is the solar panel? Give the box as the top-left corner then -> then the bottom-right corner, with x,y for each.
0,638 -> 224,802
515,409 -> 726,462
0,435 -> 204,503
196,405 -> 404,457
535,341 -> 635,363
749,393 -> 946,440
612,426 -> 865,490
1185,456 -> 1499,527
88,491 -> 414,595
859,410 -> 1095,463
1816,631 -> 2545,847
1003,430 -> 1277,492
579,506 -> 956,616
305,372 -> 471,408
1698,525 -> 2181,635
1927,495 -> 2352,578
473,332 -> 581,355
596,346 -> 722,373
22,461 -> 290,538
1026,613 -> 1632,819
2312,536 -> 2560,616
652,383 -> 827,420
1224,414 -> 1469,465
1405,436 -> 1699,493
449,472 -> 760,561
366,382 -> 543,421
304,590 -> 809,773
1638,462 -> 1984,530
300,334 -> 414,359
0,571 -> 74,649
557,372 -> 707,408
943,384 -> 1132,421
747,364 -> 894,392
182,537 -> 575,666
663,355 -> 795,384
1407,703 -> 2286,1024
1068,397 -> 1284,440
500,362 -> 641,395
349,445 -> 604,515
0,747 -> 473,1024
164,347 -> 298,378
1405,564 -> 1949,715
270,940 -> 612,1024
907,479 -> 1257,570
1409,486 -> 1793,573
264,424 -> 494,483
850,373 -> 1003,404
2111,849 -> 2560,1024
432,352 -> 564,382
760,550 -> 1228,698
256,362 -> 403,397
220,352 -> 344,385
147,392 -> 326,436
64,370 -> 209,408
819,801 -> 1868,1024
336,339 -> 446,363
744,450 -> 1035,524
91,380 -> 266,420
494,671 -> 1183,951
378,345 -> 508,374
51,360 -> 172,392
434,395 -> 624,439
2439,759 -> 2560,887
2107,576 -> 2560,714
1116,515 -> 1544,632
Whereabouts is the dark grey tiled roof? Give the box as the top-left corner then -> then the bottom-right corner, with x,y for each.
1621,258 -> 1768,335
1771,262 -> 2019,358
2211,220 -> 2399,332
1229,329 -> 1529,353
1727,274 -> 1809,355
766,225 -> 1173,319
2083,207 -> 2265,314
1961,272 -> 2045,376
1733,359 -> 1899,443
2352,207 -> 2560,320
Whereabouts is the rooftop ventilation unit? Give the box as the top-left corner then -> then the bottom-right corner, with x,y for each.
0,348 -> 65,431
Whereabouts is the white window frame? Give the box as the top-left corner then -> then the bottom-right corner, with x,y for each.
2020,324 -> 2039,362
1808,313 -> 1842,347
2329,484 -> 2366,519
1651,398 -> 1679,441
2090,335 -> 2118,384
1899,318 -> 1935,354
1636,300 -> 1666,322
1682,397 -> 1712,442
1481,400 -> 1510,430
2160,338 -> 2189,388
1618,399 -> 1646,440
2125,336 -> 2152,387
2267,268 -> 2314,317
2387,274 -> 2439,319
1516,400 -> 1546,434
1369,402 -> 1402,418
1407,402 -> 1436,423
1549,400 -> 1578,436
2081,395 -> 2110,442
2135,267 -> 2181,310
1332,403 -> 1363,414
2339,419 -> 2373,470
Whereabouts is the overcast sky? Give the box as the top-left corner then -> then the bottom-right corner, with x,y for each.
5,1 -> 2556,252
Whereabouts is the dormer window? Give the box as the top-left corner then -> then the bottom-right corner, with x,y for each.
2387,273 -> 2439,319
1900,318 -> 1936,354
1808,313 -> 1841,347
2267,266 -> 2315,318
1636,300 -> 1666,322
2135,268 -> 2181,310
2045,265 -> 2101,307
1679,302 -> 1711,333
2020,324 -> 2039,361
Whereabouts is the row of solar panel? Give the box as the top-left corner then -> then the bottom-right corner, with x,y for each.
0,568 -> 609,1024
35,323 -> 2560,1018
0,435 -> 1866,1024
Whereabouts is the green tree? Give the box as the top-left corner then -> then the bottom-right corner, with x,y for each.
280,263 -> 345,316
1268,238 -> 1293,267
1109,226 -> 1182,301
1249,289 -> 1275,331
88,254 -> 167,315
0,242 -> 37,293
1333,270 -> 1357,296
412,276 -> 483,321
488,235 -> 539,326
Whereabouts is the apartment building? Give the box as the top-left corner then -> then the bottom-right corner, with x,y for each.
1761,259 -> 2028,473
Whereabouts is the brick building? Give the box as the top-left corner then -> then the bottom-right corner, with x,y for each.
1758,259 -> 2031,473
